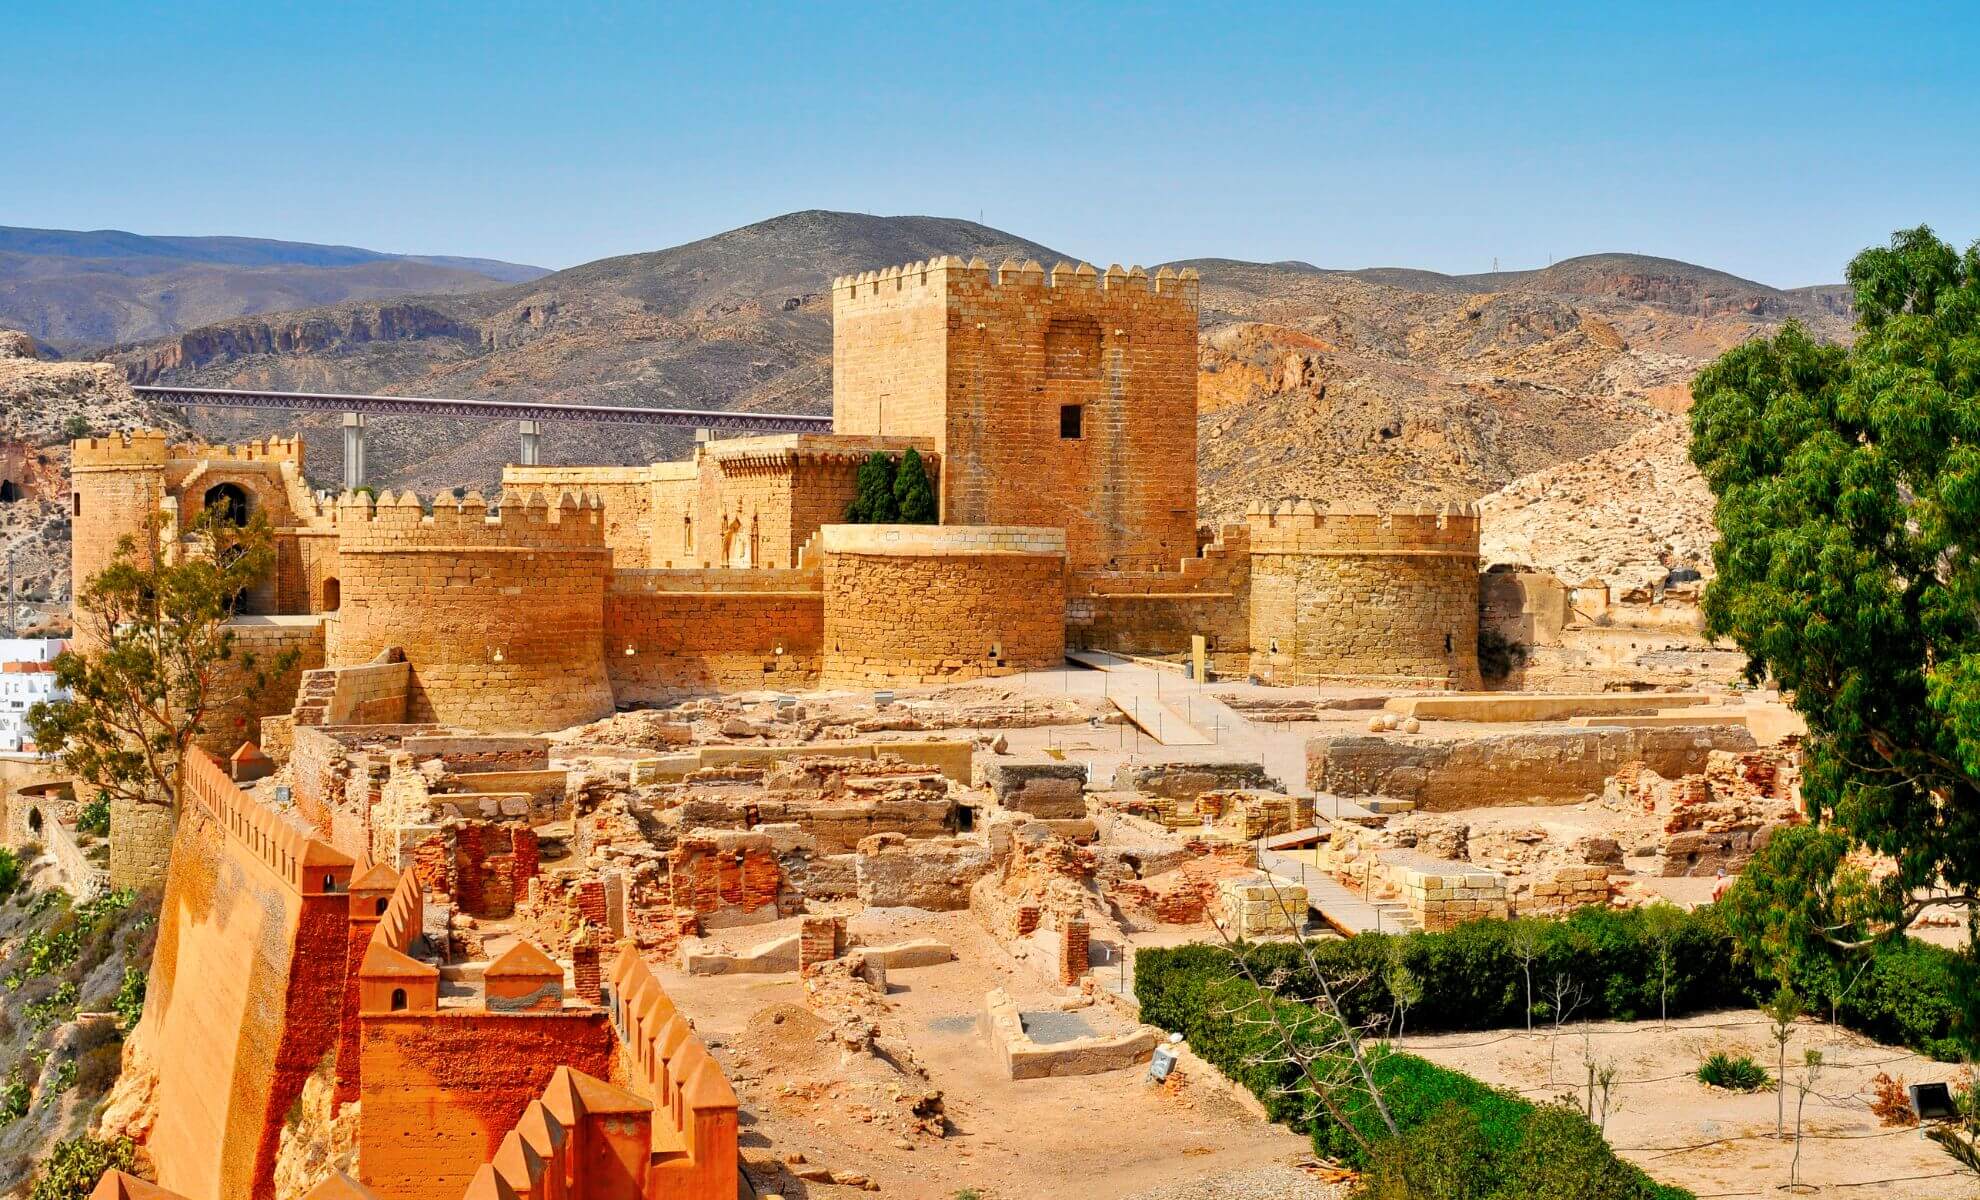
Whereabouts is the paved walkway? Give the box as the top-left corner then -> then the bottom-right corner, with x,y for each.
1259,848 -> 1417,936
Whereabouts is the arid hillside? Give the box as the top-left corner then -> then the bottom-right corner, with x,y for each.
0,331 -> 177,605
0,225 -> 545,353
89,212 -> 1852,517
1189,255 -> 1850,524
1477,418 -> 1718,593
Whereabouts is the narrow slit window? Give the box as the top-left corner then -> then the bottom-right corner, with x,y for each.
1060,404 -> 1084,439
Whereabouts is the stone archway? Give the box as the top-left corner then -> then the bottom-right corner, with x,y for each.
203,482 -> 250,526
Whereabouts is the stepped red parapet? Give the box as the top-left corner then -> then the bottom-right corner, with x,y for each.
605,946 -> 739,1199
182,748 -> 353,895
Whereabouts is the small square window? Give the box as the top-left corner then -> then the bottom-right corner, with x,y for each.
1059,404 -> 1083,439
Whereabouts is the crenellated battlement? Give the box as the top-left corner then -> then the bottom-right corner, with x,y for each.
1246,499 -> 1481,557
332,487 -> 611,553
70,429 -> 172,468
606,946 -> 739,1186
182,748 -> 354,896
833,256 -> 1199,309
73,430 -> 305,470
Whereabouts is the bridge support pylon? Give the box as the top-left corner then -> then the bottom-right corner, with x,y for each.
342,412 -> 367,491
518,420 -> 541,466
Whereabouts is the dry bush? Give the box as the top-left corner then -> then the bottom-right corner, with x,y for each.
73,1043 -> 121,1097
1870,1072 -> 1917,1127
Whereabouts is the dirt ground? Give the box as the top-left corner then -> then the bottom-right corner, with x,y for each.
652,909 -> 1325,1200
1399,1011 -> 1979,1198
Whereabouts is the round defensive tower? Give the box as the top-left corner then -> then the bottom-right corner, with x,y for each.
1246,500 -> 1482,690
819,524 -> 1067,687
328,488 -> 615,732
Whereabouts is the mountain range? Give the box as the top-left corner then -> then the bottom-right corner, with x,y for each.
0,225 -> 546,352
0,210 -> 1862,582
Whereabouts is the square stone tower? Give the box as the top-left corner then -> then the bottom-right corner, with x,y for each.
831,257 -> 1200,576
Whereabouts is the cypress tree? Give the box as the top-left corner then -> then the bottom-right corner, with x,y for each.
893,447 -> 937,523
846,451 -> 898,523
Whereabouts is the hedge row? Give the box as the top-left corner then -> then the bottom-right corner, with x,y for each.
1136,905 -> 1973,1060
1143,968 -> 1691,1199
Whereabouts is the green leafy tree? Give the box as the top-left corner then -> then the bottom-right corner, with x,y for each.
1718,826 -> 1872,981
27,510 -> 292,815
893,447 -> 937,523
845,451 -> 900,523
1690,225 -> 1980,940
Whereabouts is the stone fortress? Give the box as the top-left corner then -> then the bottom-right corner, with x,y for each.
70,255 -> 1485,744
66,255 -> 1784,1200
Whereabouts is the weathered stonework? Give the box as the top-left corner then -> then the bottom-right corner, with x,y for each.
832,258 -> 1200,578
819,524 -> 1067,686
327,490 -> 614,732
1248,501 -> 1483,689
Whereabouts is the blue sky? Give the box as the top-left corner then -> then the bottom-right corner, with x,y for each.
7,1 -> 1976,286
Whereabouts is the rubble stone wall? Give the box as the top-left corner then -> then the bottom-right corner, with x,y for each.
1309,725 -> 1760,810
199,616 -> 326,755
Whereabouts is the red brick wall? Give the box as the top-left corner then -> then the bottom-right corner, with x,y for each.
357,1011 -> 615,1200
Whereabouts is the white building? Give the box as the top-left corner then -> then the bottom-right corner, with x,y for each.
0,638 -> 67,754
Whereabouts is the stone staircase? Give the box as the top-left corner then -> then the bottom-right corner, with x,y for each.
292,668 -> 338,728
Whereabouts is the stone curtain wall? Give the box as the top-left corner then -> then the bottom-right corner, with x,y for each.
819,524 -> 1066,686
1248,502 -> 1483,689
832,258 -> 1200,577
605,567 -> 823,699
357,1010 -> 615,1200
197,616 -> 326,755
327,490 -> 614,732
1067,523 -> 1253,670
136,750 -> 352,1200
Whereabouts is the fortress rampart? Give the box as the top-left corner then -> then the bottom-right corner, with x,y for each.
819,524 -> 1067,686
136,750 -> 354,1200
1067,524 -> 1254,676
327,490 -> 616,732
1246,501 -> 1483,689
603,947 -> 740,1199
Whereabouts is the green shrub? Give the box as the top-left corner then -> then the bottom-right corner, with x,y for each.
73,1043 -> 121,1097
893,448 -> 937,523
1494,1105 -> 1674,1199
0,1067 -> 27,1124
1137,907 -> 1751,1036
845,452 -> 899,523
24,982 -> 78,1032
1134,905 -> 1974,1061
113,965 -> 146,1030
30,1136 -> 136,1200
1355,1102 -> 1494,1200
1696,1051 -> 1770,1092
0,848 -> 20,899
1145,960 -> 1694,1197
74,796 -> 109,839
